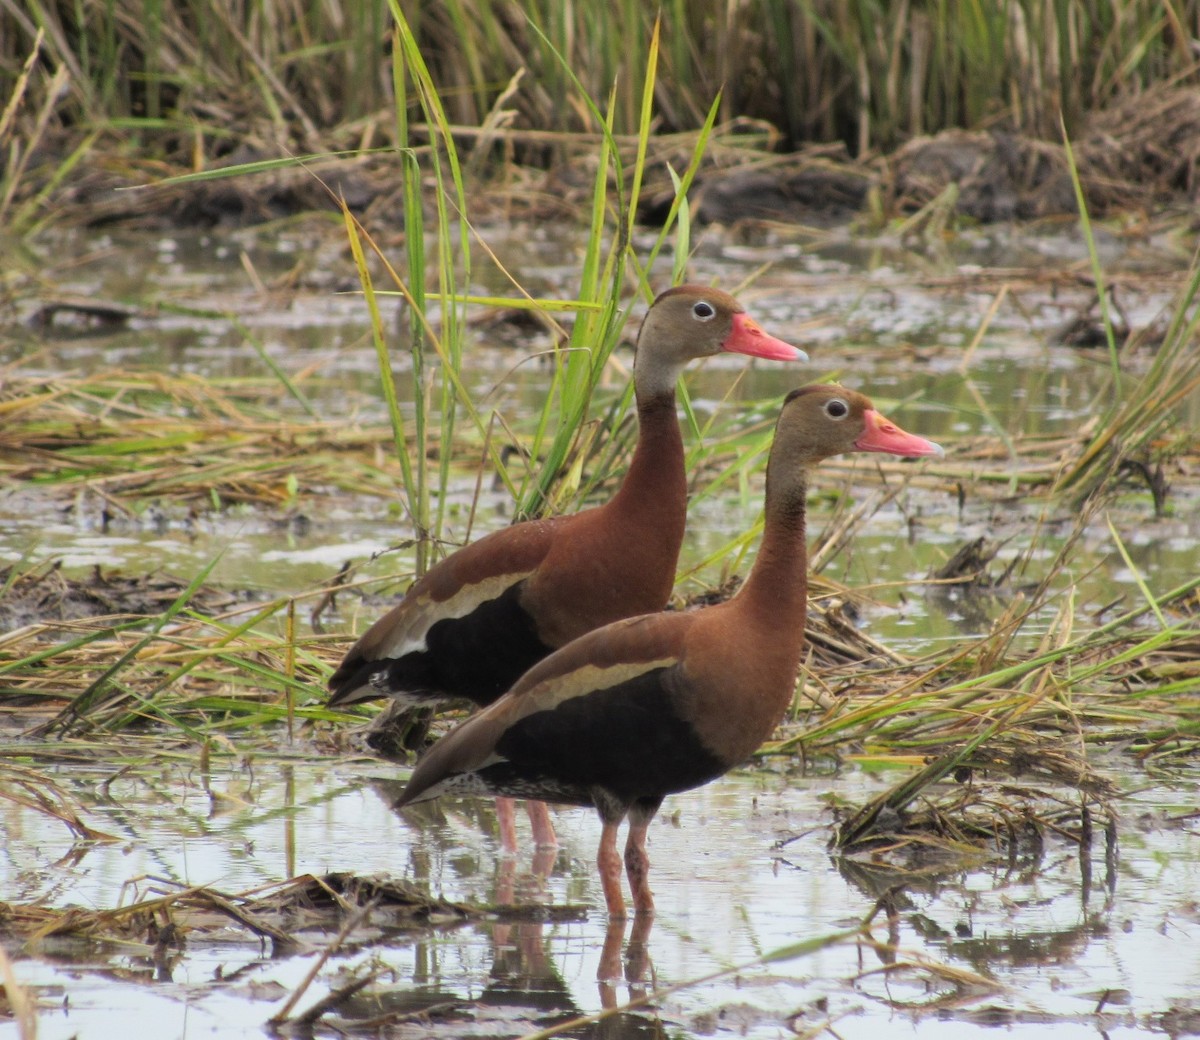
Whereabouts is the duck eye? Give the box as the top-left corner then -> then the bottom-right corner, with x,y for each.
692,300 -> 716,321
825,398 -> 849,419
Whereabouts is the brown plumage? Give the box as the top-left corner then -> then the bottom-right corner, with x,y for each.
395,384 -> 943,917
328,286 -> 805,848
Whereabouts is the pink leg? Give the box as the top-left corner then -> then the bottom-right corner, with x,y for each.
624,818 -> 655,916
526,800 -> 558,849
597,821 -> 627,919
496,796 -> 518,855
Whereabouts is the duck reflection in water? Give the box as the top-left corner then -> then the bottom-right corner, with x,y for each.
374,782 -> 662,1033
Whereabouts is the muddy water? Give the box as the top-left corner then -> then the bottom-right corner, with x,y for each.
4,219 -> 1200,1038
3,759 -> 1199,1038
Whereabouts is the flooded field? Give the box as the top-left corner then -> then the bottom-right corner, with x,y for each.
3,215 -> 1200,1038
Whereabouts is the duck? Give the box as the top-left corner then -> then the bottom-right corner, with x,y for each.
393,384 -> 943,917
328,286 -> 806,849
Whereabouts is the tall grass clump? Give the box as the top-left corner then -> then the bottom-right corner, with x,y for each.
346,8 -> 725,578
0,29 -> 92,234
342,3 -> 476,578
1050,131 -> 1200,509
4,0 -> 1200,211
1051,253 -> 1200,511
5,0 -> 389,145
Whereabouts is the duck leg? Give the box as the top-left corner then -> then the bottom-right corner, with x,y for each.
624,797 -> 663,916
526,799 -> 558,848
597,819 -> 627,918
497,798 -> 556,852
496,796 -> 519,854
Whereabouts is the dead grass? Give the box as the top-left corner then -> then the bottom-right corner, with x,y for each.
0,762 -> 121,842
775,561 -> 1199,858
0,367 -> 456,508
0,872 -> 483,950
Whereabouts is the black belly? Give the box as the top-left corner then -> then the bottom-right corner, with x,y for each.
484,667 -> 727,807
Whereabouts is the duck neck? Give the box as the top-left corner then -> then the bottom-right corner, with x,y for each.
607,387 -> 687,527
735,466 -> 810,632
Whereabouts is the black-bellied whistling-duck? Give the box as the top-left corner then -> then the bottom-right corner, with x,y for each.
393,384 -> 943,917
328,286 -> 806,849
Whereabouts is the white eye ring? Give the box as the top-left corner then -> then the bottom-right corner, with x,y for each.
824,397 -> 849,419
692,300 -> 716,321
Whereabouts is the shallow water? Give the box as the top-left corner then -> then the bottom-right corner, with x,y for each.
3,758 -> 1199,1039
